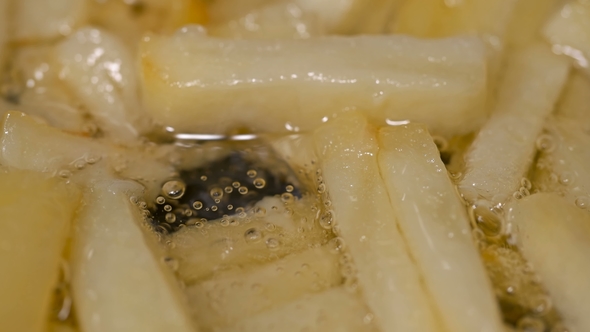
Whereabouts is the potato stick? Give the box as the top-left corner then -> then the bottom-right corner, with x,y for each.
543,0 -> 590,76
0,169 -> 80,332
140,33 -> 487,138
534,118 -> 590,209
314,113 -> 440,332
291,0 -> 373,33
0,111 -> 172,198
207,3 -> 323,39
54,27 -> 149,142
508,193 -> 590,332
219,287 -> 377,332
12,0 -> 87,42
170,196 -> 330,283
0,0 -> 7,68
187,246 -> 341,330
351,0 -> 400,34
71,180 -> 197,332
556,71 -> 590,122
378,124 -> 504,332
459,44 -> 569,205
391,0 -> 517,45
505,0 -> 561,47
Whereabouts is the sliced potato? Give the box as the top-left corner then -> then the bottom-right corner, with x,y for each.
187,246 -> 341,329
169,196 -> 331,283
459,44 -> 570,205
0,111 -> 172,199
0,0 -> 8,68
507,193 -> 590,332
220,287 -> 377,332
71,180 -> 196,332
0,168 -> 80,332
12,0 -> 87,42
556,71 -> 590,122
543,0 -> 590,75
378,124 -> 503,332
140,33 -> 487,137
314,113 -> 440,332
392,0 -> 517,42
54,27 -> 150,142
207,3 -> 323,39
505,0 -> 561,46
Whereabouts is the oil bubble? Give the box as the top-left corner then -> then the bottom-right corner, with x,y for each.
536,134 -> 556,153
521,178 -> 532,190
255,207 -> 266,217
286,185 -> 294,192
156,196 -> 166,205
469,200 -> 504,238
210,187 -> 224,200
238,186 -> 249,195
247,170 -> 257,178
165,213 -> 176,223
319,210 -> 334,229
253,178 -> 266,189
281,193 -> 294,203
265,238 -> 280,251
516,316 -> 545,332
162,180 -> 186,199
193,201 -> 203,210
575,196 -> 589,209
244,228 -> 262,243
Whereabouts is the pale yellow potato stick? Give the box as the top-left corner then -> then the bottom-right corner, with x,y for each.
0,169 -> 80,332
187,246 -> 341,329
543,0 -> 590,76
140,33 -> 487,138
71,181 -> 197,332
378,124 -> 503,332
505,0 -> 561,46
508,193 -> 590,332
314,113 -> 440,332
12,0 -> 88,42
459,44 -> 569,205
220,287 -> 377,332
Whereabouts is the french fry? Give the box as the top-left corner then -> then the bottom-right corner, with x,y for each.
187,246 -> 341,329
12,0 -> 88,42
140,33 -> 487,138
542,0 -> 590,76
459,44 -> 569,205
314,113 -> 440,332
71,180 -> 197,332
391,0 -> 517,42
0,111 -> 172,199
219,287 -> 377,332
507,193 -> 590,332
169,196 -> 331,283
377,124 -> 503,332
0,169 -> 80,331
207,3 -> 323,39
54,27 -> 150,142
505,0 -> 561,46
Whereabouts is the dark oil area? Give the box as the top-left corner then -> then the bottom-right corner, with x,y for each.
147,142 -> 304,234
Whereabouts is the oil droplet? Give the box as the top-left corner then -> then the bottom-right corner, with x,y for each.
238,186 -> 249,195
210,187 -> 224,200
536,134 -> 555,153
232,181 -> 241,188
156,196 -> 166,205
319,210 -> 334,229
227,204 -> 234,210
193,201 -> 203,210
253,178 -> 266,189
195,221 -> 205,228
281,193 -> 294,203
74,160 -> 86,170
516,316 -> 545,332
220,216 -> 230,226
286,185 -> 294,193
165,213 -> 176,223
163,204 -> 172,212
211,205 -> 218,212
530,294 -> 552,316
200,175 -> 207,181
255,207 -> 266,217
244,228 -> 262,243
469,201 -> 504,238
265,238 -> 280,251
559,172 -> 573,186
575,196 -> 589,209
329,237 -> 346,254
247,170 -> 257,178
224,186 -> 233,193
265,223 -> 276,231
58,170 -> 72,178
84,154 -> 101,164
519,187 -> 530,197
318,183 -> 326,193
521,178 -> 532,190
162,180 -> 186,199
